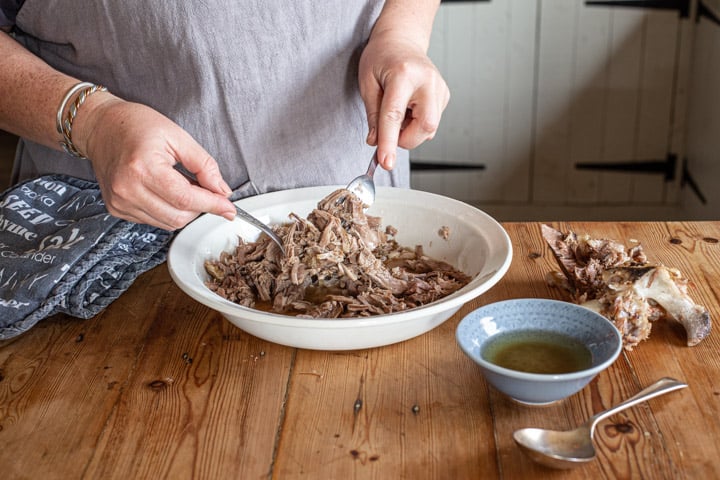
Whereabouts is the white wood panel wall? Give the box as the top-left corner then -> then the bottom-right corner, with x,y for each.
533,2 -> 680,205
412,1 -> 697,221
632,10 -> 680,203
599,9 -> 647,203
411,1 -> 537,204
684,10 -> 720,220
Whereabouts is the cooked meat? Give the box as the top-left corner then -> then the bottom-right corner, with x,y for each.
204,189 -> 472,318
541,224 -> 647,303
439,226 -> 450,240
541,224 -> 711,349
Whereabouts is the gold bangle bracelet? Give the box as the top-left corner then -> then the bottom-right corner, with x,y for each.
55,82 -> 108,159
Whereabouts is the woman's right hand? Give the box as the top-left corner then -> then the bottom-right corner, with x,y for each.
75,94 -> 237,231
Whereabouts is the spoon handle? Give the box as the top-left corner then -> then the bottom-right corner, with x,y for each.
588,377 -> 687,435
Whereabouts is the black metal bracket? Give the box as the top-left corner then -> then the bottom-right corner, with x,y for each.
585,0 -> 690,18
410,161 -> 486,172
575,153 -> 677,181
681,158 -> 708,204
697,0 -> 720,25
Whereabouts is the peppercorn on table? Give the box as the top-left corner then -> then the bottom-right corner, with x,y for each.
1,221 -> 718,479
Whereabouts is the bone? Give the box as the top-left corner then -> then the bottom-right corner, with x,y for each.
629,266 -> 711,347
541,224 -> 712,348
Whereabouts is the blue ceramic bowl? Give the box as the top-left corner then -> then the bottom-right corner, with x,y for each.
456,298 -> 622,405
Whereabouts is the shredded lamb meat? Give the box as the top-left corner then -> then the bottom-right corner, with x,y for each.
541,224 -> 711,350
439,226 -> 450,240
204,189 -> 472,318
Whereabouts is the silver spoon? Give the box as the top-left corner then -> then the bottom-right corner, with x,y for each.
345,149 -> 379,207
513,377 -> 688,469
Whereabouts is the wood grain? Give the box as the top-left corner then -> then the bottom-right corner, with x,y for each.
1,221 -> 718,479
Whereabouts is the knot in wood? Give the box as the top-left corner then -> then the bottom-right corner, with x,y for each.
148,379 -> 168,391
613,421 -> 634,434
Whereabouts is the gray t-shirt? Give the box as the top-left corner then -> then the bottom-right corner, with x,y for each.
8,0 -> 409,198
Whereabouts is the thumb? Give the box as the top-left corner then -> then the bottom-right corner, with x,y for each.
361,81 -> 383,147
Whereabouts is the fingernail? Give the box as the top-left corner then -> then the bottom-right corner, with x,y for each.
385,151 -> 396,170
366,127 -> 376,145
218,181 -> 232,196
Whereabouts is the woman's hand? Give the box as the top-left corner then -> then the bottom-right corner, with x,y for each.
0,32 -> 235,231
358,0 -> 449,171
76,95 -> 236,231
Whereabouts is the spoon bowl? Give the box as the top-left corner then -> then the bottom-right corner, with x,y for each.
346,150 -> 378,207
513,377 -> 687,469
514,425 -> 595,469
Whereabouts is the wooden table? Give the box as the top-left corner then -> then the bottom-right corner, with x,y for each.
1,221 -> 718,479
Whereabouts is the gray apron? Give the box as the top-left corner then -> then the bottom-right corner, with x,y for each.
10,0 -> 409,199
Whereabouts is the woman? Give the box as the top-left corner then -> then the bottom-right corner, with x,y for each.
0,0 -> 449,231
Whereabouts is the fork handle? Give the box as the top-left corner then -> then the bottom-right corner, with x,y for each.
233,205 -> 286,255
366,150 -> 378,177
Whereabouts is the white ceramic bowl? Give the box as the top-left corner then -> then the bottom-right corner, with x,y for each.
168,186 -> 512,350
456,299 -> 623,405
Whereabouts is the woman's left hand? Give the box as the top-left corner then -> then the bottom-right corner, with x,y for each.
358,26 -> 449,171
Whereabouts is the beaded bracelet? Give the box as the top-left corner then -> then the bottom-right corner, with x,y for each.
55,82 -> 108,159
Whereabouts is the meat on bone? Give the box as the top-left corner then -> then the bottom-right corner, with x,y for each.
541,224 -> 711,349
